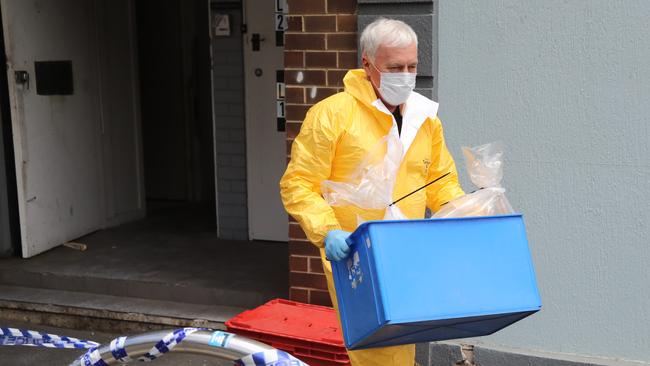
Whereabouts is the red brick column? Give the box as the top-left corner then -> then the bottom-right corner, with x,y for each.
284,0 -> 357,306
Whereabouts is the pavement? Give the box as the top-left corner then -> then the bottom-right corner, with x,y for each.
0,321 -> 234,366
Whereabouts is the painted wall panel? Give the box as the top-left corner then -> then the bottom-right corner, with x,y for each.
438,0 -> 650,362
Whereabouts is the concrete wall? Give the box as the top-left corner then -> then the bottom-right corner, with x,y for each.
210,1 -> 248,240
357,0 -> 437,99
437,0 -> 650,363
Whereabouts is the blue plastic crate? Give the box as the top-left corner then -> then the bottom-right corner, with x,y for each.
332,214 -> 541,350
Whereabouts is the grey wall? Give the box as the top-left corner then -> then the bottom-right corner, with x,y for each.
210,1 -> 248,240
358,0 -> 437,99
437,0 -> 650,363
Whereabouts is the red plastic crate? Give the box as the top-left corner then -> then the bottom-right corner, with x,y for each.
226,299 -> 351,366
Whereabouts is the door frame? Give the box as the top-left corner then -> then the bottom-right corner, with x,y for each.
0,2 -> 20,256
241,0 -> 288,242
0,0 -> 26,256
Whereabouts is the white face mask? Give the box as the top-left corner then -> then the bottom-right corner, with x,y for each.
370,63 -> 416,106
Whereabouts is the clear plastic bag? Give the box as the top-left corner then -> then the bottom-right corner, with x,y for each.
433,142 -> 514,218
321,134 -> 408,221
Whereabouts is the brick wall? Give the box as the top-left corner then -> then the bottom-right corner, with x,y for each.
284,0 -> 358,306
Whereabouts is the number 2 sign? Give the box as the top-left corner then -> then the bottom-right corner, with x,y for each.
274,0 -> 288,46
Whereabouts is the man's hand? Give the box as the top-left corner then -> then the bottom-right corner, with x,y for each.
325,230 -> 352,261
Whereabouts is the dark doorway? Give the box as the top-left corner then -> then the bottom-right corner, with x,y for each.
0,3 -> 21,257
135,0 -> 216,214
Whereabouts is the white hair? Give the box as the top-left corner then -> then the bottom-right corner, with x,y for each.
360,18 -> 418,61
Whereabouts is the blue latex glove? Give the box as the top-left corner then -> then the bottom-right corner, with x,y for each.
325,230 -> 352,261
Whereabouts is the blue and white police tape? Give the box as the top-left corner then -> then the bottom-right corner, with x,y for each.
77,327 -> 205,365
0,327 -> 100,349
235,349 -> 310,366
139,327 -> 201,361
109,336 -> 131,363
80,336 -> 139,366
3,326 -> 310,366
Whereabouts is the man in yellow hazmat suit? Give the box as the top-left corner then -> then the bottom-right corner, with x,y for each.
279,18 -> 464,366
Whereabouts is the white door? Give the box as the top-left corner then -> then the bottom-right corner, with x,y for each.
2,0 -> 105,257
243,0 -> 288,241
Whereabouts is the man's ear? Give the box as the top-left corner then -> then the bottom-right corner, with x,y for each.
361,54 -> 372,80
361,53 -> 370,68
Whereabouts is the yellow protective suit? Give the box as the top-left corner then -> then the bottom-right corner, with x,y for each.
279,69 -> 464,366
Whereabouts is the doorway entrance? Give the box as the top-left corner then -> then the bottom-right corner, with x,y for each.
0,0 -> 289,258
135,0 -> 289,242
0,1 -> 18,257
0,0 -> 290,322
135,0 -> 217,229
1,0 -> 145,258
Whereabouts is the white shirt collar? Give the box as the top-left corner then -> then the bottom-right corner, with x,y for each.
370,92 -> 440,156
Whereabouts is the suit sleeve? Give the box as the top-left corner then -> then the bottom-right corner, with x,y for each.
279,104 -> 342,247
426,117 -> 465,212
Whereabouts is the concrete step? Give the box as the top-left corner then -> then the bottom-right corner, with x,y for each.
0,203 -> 288,310
0,284 -> 245,333
0,264 -> 276,309
0,205 -> 287,333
